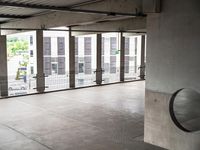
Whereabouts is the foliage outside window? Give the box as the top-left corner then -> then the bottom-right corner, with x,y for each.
7,37 -> 29,57
7,37 -> 29,82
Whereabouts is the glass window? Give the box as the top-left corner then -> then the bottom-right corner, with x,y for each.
30,50 -> 33,57
31,66 -> 34,74
52,63 -> 58,74
43,31 -> 69,91
30,35 -> 33,46
79,63 -> 84,73
102,33 -> 120,84
7,31 -> 37,96
75,34 -> 96,87
124,36 -> 142,81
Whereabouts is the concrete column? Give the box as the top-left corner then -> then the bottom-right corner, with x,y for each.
120,32 -> 125,82
0,35 -> 8,97
69,29 -> 75,88
36,30 -> 45,93
140,35 -> 146,80
96,34 -> 102,85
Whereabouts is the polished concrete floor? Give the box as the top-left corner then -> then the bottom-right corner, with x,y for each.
0,81 -> 165,150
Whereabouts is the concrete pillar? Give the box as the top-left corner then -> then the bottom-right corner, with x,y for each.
69,29 -> 75,88
0,35 -> 8,97
120,32 -> 125,82
140,35 -> 146,80
36,30 -> 45,93
96,34 -> 102,85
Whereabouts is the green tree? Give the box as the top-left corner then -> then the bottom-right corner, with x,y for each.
7,38 -> 29,57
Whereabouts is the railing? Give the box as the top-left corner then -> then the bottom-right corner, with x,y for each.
124,65 -> 143,81
0,66 -> 145,98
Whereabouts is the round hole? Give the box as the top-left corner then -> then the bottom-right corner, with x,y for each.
169,88 -> 200,132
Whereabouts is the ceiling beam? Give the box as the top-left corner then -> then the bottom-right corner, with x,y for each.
68,0 -> 105,8
72,17 -> 146,33
0,1 -> 146,17
0,14 -> 31,19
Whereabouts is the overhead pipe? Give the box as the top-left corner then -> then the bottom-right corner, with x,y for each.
68,0 -> 105,8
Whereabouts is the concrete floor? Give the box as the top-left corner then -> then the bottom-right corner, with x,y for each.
0,81 -> 165,150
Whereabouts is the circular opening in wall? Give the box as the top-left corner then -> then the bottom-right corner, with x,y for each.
169,88 -> 200,132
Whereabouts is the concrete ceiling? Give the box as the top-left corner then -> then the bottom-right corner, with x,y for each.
0,0 -> 105,23
1,0 -> 97,6
0,0 -> 146,34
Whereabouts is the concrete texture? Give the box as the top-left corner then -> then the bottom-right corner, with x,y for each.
1,0 -> 143,30
145,0 -> 200,149
0,81 -> 164,150
0,36 -> 8,97
172,89 -> 200,132
36,30 -> 45,93
72,18 -> 146,33
146,0 -> 200,93
145,90 -> 200,150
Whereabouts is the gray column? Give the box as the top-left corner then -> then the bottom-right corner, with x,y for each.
120,32 -> 125,82
96,34 -> 102,85
69,29 -> 75,88
36,30 -> 45,93
0,35 -> 8,97
140,35 -> 146,80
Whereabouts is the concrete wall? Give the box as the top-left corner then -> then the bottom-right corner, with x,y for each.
145,0 -> 200,149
